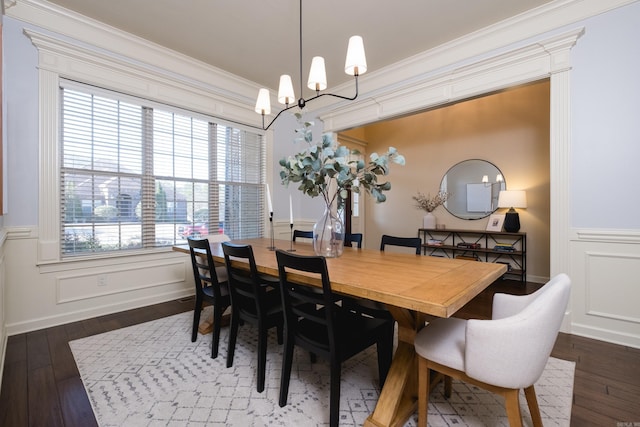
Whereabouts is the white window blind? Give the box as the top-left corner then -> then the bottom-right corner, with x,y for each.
60,82 -> 266,257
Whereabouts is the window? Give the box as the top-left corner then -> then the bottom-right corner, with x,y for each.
60,82 -> 265,257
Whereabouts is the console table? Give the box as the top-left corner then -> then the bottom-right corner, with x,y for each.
418,228 -> 526,282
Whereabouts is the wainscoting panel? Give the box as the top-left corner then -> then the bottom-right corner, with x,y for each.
3,235 -> 193,335
56,259 -> 186,304
585,252 -> 640,324
570,229 -> 640,348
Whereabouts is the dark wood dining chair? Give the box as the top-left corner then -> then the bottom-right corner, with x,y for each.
187,237 -> 231,359
292,229 -> 313,241
275,249 -> 393,427
380,234 -> 422,254
344,232 -> 363,248
221,242 -> 284,393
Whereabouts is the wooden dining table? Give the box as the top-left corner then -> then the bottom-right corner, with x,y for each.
174,237 -> 506,427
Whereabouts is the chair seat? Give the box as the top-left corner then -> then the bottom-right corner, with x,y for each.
202,282 -> 229,299
414,317 -> 466,372
235,288 -> 282,319
296,308 -> 391,359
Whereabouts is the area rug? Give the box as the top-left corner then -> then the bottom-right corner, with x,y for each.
70,310 -> 575,426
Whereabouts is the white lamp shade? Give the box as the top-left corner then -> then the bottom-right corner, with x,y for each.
254,88 -> 271,115
344,35 -> 367,76
307,56 -> 327,91
482,175 -> 489,183
496,174 -> 503,182
498,190 -> 527,209
277,74 -> 295,105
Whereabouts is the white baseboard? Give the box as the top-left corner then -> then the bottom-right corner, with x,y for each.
571,322 -> 640,349
5,288 -> 194,336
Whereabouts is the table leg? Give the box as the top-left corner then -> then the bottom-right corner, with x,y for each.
197,306 -> 230,335
364,307 -> 424,427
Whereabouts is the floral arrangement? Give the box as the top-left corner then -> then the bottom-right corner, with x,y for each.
413,191 -> 450,212
279,114 -> 405,208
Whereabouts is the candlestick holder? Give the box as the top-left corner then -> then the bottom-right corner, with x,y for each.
288,223 -> 296,252
267,213 -> 275,250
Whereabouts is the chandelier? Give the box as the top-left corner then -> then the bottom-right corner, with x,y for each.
254,0 -> 367,130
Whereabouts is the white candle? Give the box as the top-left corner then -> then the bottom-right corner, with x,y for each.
266,184 -> 273,215
289,195 -> 293,225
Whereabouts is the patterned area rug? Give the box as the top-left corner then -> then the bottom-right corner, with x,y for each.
70,310 -> 575,426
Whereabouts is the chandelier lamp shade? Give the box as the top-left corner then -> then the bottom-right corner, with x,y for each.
254,0 -> 367,130
497,190 -> 527,233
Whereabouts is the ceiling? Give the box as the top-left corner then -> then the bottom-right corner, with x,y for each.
44,0 -> 553,96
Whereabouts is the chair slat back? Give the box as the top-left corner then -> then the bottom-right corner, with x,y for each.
292,230 -> 314,242
276,250 -> 339,352
380,234 -> 421,254
188,237 -> 223,298
345,233 -> 363,248
222,242 -> 270,317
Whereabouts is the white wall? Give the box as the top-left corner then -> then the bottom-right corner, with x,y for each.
570,5 -> 640,229
1,0 -> 639,349
567,3 -> 640,346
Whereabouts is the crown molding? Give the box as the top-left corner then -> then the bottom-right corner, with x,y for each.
308,0 -> 636,118
5,0 -> 263,123
320,27 -> 584,131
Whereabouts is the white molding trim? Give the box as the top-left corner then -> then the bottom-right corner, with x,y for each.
5,287 -> 193,335
320,28 -> 584,130
571,322 -> 640,349
24,29 -> 258,128
572,228 -> 640,244
37,67 -> 60,262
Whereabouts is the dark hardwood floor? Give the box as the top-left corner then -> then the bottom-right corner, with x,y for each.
1,279 -> 638,426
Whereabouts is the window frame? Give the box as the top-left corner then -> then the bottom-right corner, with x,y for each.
28,29 -> 270,264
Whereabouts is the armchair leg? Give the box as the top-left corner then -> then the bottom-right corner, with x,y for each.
418,357 -> 429,427
504,389 -> 524,427
444,375 -> 452,398
524,385 -> 543,427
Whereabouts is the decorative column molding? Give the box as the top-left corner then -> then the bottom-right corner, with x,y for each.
544,29 -> 583,279
549,69 -> 571,278
38,67 -> 61,262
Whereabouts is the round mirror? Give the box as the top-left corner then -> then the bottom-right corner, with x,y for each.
440,159 -> 505,220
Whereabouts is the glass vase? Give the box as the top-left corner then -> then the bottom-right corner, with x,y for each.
313,204 -> 344,258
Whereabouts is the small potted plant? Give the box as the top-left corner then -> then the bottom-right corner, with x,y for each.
413,191 -> 450,229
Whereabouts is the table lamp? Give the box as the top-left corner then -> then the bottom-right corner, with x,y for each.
497,190 -> 527,232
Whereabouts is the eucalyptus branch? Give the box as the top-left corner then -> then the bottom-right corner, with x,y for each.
280,114 -> 405,205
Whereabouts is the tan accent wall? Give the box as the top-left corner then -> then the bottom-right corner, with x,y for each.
340,80 -> 550,281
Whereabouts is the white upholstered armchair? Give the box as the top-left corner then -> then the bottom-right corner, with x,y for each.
414,273 -> 571,427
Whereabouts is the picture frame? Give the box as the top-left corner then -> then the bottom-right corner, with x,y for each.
486,214 -> 505,232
